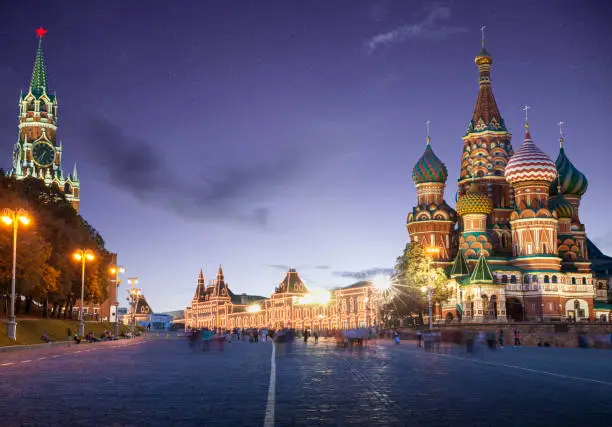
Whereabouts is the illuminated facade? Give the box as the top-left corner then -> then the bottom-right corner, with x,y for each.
406,37 -> 601,322
7,28 -> 80,211
185,267 -> 379,330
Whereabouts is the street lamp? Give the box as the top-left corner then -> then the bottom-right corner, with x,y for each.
110,265 -> 125,336
1,208 -> 30,340
73,249 -> 95,337
127,277 -> 141,337
422,246 -> 440,330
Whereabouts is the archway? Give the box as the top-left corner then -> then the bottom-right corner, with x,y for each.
490,295 -> 498,319
506,298 -> 524,321
445,312 -> 454,324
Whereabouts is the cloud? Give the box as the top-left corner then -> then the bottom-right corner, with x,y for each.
81,115 -> 307,229
267,264 -> 331,271
333,267 -> 393,279
365,3 -> 467,53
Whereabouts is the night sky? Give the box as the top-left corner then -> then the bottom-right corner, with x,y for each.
1,1 -> 612,312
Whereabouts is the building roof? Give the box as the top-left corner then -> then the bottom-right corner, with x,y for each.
456,182 -> 493,216
548,192 -> 574,219
275,268 -> 308,294
505,129 -> 557,185
469,254 -> 494,284
550,138 -> 588,197
467,44 -> 506,134
450,250 -> 470,277
412,140 -> 448,184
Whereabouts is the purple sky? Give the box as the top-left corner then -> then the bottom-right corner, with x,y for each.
2,1 -> 612,312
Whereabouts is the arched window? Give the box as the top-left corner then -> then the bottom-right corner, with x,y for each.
574,300 -> 580,310
502,275 -> 508,283
40,102 -> 47,112
510,275 -> 517,284
582,278 -> 587,285
572,277 -> 576,285
552,276 -> 558,284
544,275 -> 550,284
64,183 -> 72,194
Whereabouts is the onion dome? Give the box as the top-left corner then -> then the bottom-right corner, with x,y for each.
505,129 -> 557,185
550,140 -> 588,196
548,193 -> 574,219
456,182 -> 493,216
412,138 -> 448,185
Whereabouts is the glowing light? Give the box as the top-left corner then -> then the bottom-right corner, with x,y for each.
426,246 -> 440,255
73,253 -> 82,261
1,216 -> 12,225
296,288 -> 331,305
86,253 -> 94,261
110,267 -> 117,274
18,216 -> 30,225
421,286 -> 428,293
247,304 -> 261,313
372,275 -> 392,291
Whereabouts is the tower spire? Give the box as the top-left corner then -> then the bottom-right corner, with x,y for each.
557,121 -> 565,148
30,27 -> 49,95
72,162 -> 78,181
425,120 -> 431,145
480,25 -> 486,49
522,105 -> 531,137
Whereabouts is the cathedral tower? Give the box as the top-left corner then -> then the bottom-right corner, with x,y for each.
8,28 -> 80,211
407,123 -> 457,263
549,125 -> 590,268
456,181 -> 494,259
458,33 -> 513,255
505,118 -> 560,271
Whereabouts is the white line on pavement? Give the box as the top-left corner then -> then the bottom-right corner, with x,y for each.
436,352 -> 612,386
264,342 -> 276,427
21,360 -> 31,364
1,362 -> 15,366
52,355 -> 60,358
37,357 -> 46,361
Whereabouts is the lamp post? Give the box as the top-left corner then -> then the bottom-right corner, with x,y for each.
127,278 -> 141,337
1,208 -> 30,340
421,246 -> 440,330
73,249 -> 95,337
110,265 -> 125,336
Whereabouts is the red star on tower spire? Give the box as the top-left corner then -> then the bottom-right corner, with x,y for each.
35,27 -> 48,38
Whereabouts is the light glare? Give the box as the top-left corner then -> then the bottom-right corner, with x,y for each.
1,216 -> 12,225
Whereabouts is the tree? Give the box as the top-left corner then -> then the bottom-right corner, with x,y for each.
382,242 -> 451,324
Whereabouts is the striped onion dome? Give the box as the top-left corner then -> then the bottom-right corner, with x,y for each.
549,144 -> 588,196
456,182 -> 493,216
548,193 -> 574,219
505,130 -> 557,185
412,141 -> 448,184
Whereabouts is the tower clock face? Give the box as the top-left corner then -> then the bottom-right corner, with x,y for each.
32,142 -> 55,167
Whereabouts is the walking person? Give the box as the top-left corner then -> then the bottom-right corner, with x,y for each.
513,328 -> 521,347
416,330 -> 422,348
499,329 -> 504,348
314,331 -> 319,344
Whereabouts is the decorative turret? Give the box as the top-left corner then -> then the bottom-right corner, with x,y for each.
457,181 -> 494,258
467,27 -> 506,135
450,250 -> 470,278
507,109 -> 560,271
469,253 -> 494,284
193,269 -> 206,301
407,121 -> 457,262
212,265 -> 229,297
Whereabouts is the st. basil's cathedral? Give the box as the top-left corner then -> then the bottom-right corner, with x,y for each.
407,37 -> 607,322
6,27 -> 80,212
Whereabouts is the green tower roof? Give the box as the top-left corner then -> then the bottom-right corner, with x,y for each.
450,250 -> 470,277
30,35 -> 48,96
469,254 -> 493,284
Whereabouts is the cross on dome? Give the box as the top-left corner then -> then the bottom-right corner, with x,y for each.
521,105 -> 531,131
557,121 -> 565,147
480,25 -> 486,48
425,120 -> 431,145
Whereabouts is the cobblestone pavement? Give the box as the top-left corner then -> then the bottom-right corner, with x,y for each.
274,338 -> 612,426
0,334 -> 271,427
2,335 -> 612,426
